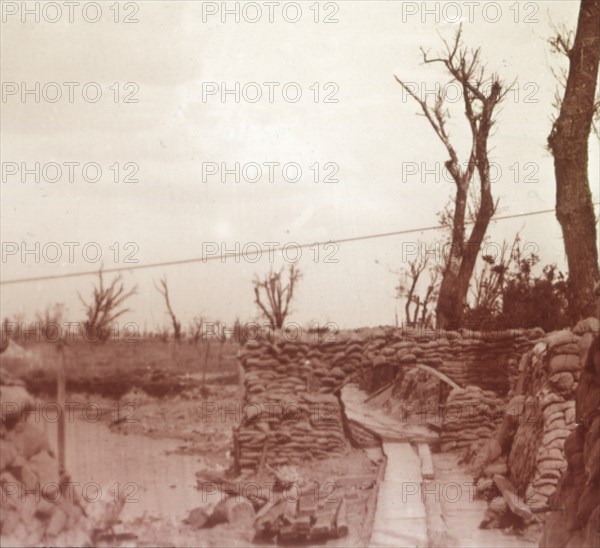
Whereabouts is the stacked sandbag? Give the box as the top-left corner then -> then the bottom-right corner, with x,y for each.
440,386 -> 504,452
236,326 -> 542,472
236,333 -> 353,473
540,318 -> 600,548
236,392 -> 347,472
0,367 -> 91,546
508,328 -> 583,508
374,327 -> 541,396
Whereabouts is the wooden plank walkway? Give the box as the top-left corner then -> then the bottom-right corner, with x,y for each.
341,385 -> 438,444
341,385 -> 434,547
370,442 -> 428,547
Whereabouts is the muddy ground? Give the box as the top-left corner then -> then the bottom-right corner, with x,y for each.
37,384 -> 380,547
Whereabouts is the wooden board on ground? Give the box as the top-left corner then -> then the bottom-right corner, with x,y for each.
422,480 -> 449,548
417,443 -> 435,480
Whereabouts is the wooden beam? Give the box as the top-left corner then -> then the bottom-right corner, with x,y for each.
492,474 -> 534,522
414,364 -> 461,391
417,443 -> 434,480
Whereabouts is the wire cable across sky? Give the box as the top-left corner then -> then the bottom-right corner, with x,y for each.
1,205 -> 598,286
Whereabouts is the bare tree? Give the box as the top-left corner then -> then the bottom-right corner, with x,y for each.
396,26 -> 509,328
548,0 -> 600,321
395,246 -> 441,328
154,276 -> 182,343
78,269 -> 137,343
395,247 -> 429,325
254,264 -> 302,329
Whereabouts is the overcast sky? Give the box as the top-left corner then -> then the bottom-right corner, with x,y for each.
1,0 -> 599,333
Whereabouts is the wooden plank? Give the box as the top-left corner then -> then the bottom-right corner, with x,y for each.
417,443 -> 435,480
415,363 -> 461,390
421,480 -> 449,548
257,437 -> 269,474
360,453 -> 386,548
363,373 -> 400,403
492,474 -> 534,521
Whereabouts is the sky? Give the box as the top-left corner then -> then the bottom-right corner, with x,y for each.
1,0 -> 599,334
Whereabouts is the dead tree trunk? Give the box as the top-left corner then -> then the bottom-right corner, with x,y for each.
548,0 -> 600,321
154,276 -> 182,343
396,26 -> 506,329
254,264 -> 302,329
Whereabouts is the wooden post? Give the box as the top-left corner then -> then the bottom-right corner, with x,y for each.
56,342 -> 67,476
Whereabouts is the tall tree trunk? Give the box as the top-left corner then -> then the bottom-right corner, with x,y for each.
436,184 -> 468,328
549,0 -> 600,321
454,190 -> 495,326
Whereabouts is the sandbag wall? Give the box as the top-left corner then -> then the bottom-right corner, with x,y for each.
506,325 -> 596,510
235,327 -> 542,473
361,327 -> 543,396
235,334 -> 354,473
440,386 -> 505,451
539,322 -> 600,548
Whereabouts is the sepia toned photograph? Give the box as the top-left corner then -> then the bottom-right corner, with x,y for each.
1,1 -> 599,547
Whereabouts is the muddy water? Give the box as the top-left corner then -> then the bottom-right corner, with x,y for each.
47,418 -> 210,522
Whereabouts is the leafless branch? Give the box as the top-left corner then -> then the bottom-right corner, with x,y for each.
154,276 -> 182,343
254,264 -> 302,329
78,268 -> 137,343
